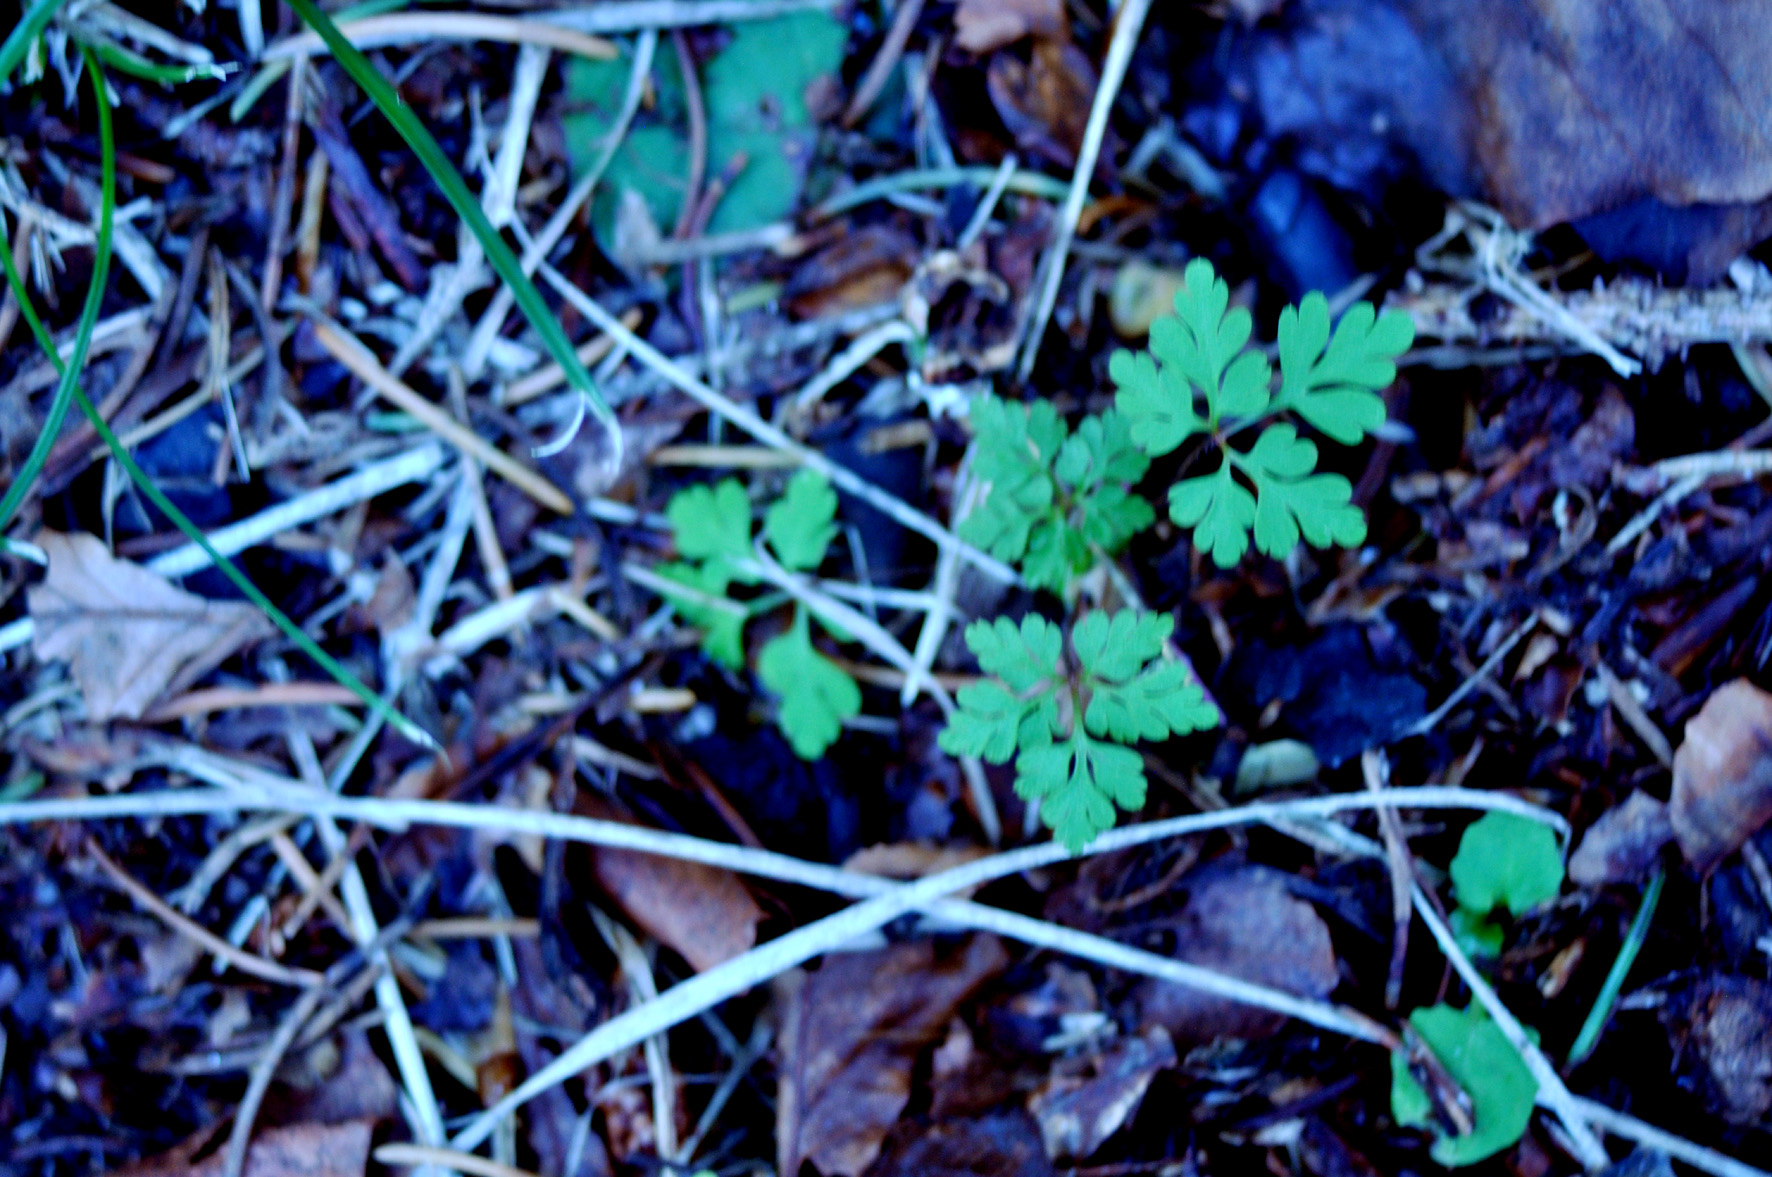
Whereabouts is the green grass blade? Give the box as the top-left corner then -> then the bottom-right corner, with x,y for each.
0,54 -> 113,534
283,0 -> 613,436
1567,866 -> 1664,1066
1,55 -> 436,751
73,35 -> 229,86
0,0 -> 69,84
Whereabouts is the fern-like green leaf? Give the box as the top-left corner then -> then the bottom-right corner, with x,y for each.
1115,257 -> 1272,456
1116,258 -> 1407,567
963,398 -> 1152,593
1240,424 -> 1367,556
939,681 -> 1058,763
960,615 -> 1063,693
1086,659 -> 1217,743
1168,466 -> 1256,567
1070,610 -> 1171,682
1275,295 -> 1414,444
1017,731 -> 1148,852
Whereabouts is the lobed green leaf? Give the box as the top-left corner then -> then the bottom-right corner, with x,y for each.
757,608 -> 861,759
1275,294 -> 1413,444
668,479 -> 753,573
655,561 -> 748,669
939,681 -> 1058,764
1017,731 -> 1148,852
764,468 -> 837,573
1071,610 -> 1172,682
1168,466 -> 1256,568
1086,659 -> 1218,743
960,615 -> 1063,694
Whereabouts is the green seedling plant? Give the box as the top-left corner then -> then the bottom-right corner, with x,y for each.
1386,812 -> 1563,1165
939,611 -> 1217,851
1111,257 -> 1413,567
959,396 -> 1152,596
943,260 -> 1411,850
661,470 -> 861,759
1447,810 -> 1565,956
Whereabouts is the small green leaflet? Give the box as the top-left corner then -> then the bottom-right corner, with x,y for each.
1449,812 -> 1565,918
667,479 -> 753,573
1019,731 -> 1147,854
1110,257 -> 1413,567
960,396 -> 1151,594
1274,294 -> 1413,443
1391,1004 -> 1538,1167
656,561 -> 748,669
940,610 -> 1217,851
660,472 -> 862,759
758,607 -> 861,759
764,468 -> 839,572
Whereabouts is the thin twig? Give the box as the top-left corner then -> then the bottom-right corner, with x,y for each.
840,0 -> 925,127
1015,0 -> 1153,382
222,983 -> 327,1177
1404,612 -> 1538,738
85,840 -> 323,988
312,320 -> 573,514
374,1144 -> 543,1177
264,13 -> 616,61
1361,750 -> 1413,1009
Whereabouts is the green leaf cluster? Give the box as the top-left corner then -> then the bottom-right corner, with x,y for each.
1110,257 -> 1413,567
939,611 -> 1217,851
959,396 -> 1153,594
660,471 -> 860,759
1391,1003 -> 1539,1166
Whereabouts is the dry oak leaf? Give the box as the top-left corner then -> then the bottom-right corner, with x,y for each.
1669,679 -> 1772,872
28,531 -> 270,723
1129,864 -> 1340,1045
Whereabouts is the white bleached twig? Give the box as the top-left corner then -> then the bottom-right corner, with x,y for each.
1015,0 -> 1154,382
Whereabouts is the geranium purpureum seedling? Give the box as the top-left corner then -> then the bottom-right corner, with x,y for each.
1113,257 -> 1413,566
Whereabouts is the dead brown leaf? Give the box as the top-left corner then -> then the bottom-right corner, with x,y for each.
953,0 -> 1064,54
986,40 -> 1097,170
776,934 -> 1009,1177
583,801 -> 763,973
1569,792 -> 1674,887
28,531 -> 270,723
1128,864 -> 1340,1045
1669,680 -> 1772,872
1027,1026 -> 1175,1159
110,1119 -> 374,1177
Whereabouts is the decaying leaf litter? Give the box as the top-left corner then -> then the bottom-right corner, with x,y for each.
2,2 -> 1772,1176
